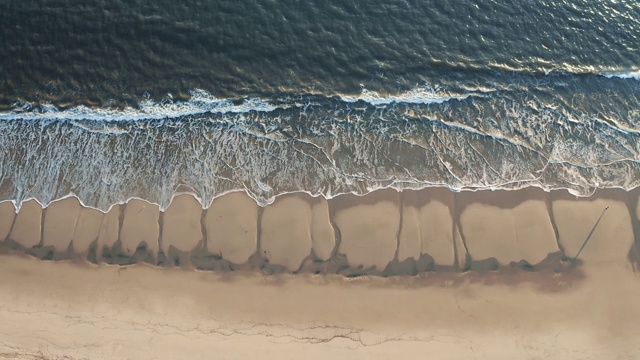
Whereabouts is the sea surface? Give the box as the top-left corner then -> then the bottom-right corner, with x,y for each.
1,0 -> 639,210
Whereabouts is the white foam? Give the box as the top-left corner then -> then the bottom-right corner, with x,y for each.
0,89 -> 284,122
339,86 -> 471,105
600,70 -> 640,80
1,86 -> 475,122
1,84 -> 637,212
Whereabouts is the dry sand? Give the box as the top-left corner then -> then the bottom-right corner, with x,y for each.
0,253 -> 638,360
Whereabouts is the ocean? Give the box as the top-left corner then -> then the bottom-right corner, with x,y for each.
0,0 -> 639,210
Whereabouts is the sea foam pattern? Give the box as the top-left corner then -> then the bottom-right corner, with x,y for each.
1,76 -> 639,211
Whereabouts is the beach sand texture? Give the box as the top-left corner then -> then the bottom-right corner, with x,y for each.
400,189 -> 456,267
1,187 -> 636,272
0,186 -> 639,359
42,197 -> 82,252
0,247 -> 638,360
120,199 -> 160,257
0,201 -> 15,243
331,189 -> 401,271
458,188 -> 559,266
552,189 -> 634,265
72,206 -> 104,254
204,191 -> 258,265
260,193 -> 313,271
162,193 -> 203,255
97,204 -> 120,256
7,199 -> 42,249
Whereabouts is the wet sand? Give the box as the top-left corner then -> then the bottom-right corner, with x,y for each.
1,187 -> 638,272
0,186 -> 639,358
203,191 -> 258,265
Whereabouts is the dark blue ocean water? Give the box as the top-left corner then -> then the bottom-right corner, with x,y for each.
0,0 -> 639,209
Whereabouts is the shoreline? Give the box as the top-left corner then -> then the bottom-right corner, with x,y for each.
2,185 -> 638,276
4,180 -> 636,213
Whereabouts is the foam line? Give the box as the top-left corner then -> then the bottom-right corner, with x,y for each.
600,70 -> 640,80
0,89 -> 284,122
339,87 -> 472,105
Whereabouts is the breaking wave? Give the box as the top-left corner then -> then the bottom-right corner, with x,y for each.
600,70 -> 640,80
2,89 -> 283,122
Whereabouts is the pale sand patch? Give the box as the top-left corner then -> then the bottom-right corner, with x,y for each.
331,190 -> 400,270
459,189 -> 558,265
8,199 -> 42,248
453,225 -> 466,268
0,254 -> 638,360
120,199 -> 159,256
461,203 -> 518,265
0,201 -> 16,242
260,194 -> 312,270
97,204 -> 121,255
42,197 -> 82,252
552,189 -> 634,266
161,194 -> 203,253
310,197 -> 335,261
397,202 -> 421,261
512,200 -> 560,264
636,191 -> 639,221
204,192 -> 257,265
72,207 -> 103,254
419,189 -> 456,266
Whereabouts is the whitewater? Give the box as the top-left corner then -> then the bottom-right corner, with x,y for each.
1,74 -> 639,211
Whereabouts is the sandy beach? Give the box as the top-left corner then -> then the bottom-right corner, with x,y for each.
1,186 -> 638,272
0,251 -> 638,359
0,186 -> 639,359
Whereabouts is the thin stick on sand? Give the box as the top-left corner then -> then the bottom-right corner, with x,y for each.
574,206 -> 609,260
